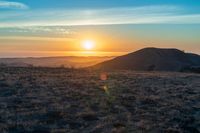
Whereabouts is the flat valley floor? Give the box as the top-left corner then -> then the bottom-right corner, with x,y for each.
0,67 -> 200,133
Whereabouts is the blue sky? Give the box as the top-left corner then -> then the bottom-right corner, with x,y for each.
0,0 -> 200,57
9,0 -> 200,9
1,0 -> 200,26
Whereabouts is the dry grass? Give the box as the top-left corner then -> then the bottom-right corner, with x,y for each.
0,67 -> 200,133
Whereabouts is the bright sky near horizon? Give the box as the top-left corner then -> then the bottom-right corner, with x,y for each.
0,0 -> 200,57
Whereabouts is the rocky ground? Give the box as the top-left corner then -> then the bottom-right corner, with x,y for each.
0,67 -> 199,133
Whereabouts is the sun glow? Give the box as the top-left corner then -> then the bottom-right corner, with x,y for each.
82,40 -> 95,50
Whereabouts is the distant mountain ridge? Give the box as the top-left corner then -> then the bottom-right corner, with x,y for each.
92,48 -> 200,72
0,56 -> 114,68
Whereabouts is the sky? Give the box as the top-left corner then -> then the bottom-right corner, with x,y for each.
0,0 -> 200,57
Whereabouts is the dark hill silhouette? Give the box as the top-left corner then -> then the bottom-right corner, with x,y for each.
92,48 -> 200,72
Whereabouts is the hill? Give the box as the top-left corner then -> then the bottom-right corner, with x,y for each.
92,48 -> 200,72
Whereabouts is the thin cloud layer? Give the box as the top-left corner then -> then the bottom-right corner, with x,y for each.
0,5 -> 200,27
0,0 -> 28,9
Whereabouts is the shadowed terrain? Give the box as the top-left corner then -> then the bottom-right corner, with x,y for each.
0,67 -> 200,133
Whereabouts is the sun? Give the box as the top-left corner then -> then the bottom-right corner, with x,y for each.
82,40 -> 95,50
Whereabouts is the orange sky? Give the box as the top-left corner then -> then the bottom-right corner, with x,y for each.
0,24 -> 200,57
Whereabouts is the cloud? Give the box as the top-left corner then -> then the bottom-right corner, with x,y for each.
0,36 -> 75,41
0,1 -> 28,9
9,26 -> 76,35
0,5 -> 200,27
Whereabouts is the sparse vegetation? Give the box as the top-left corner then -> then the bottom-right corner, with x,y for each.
0,67 -> 200,133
